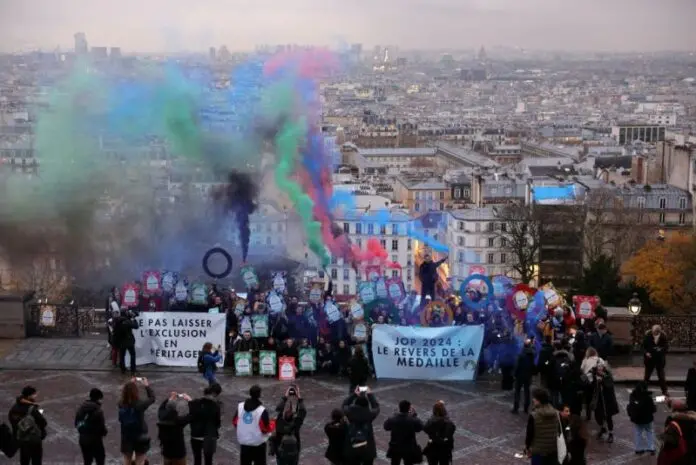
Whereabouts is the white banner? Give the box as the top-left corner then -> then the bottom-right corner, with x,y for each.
371,325 -> 485,381
128,312 -> 226,367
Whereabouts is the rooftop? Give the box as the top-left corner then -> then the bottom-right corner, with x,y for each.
358,147 -> 437,157
449,207 -> 499,221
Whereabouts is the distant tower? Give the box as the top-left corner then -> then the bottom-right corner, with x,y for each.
74,32 -> 88,55
209,47 -> 217,61
478,46 -> 487,62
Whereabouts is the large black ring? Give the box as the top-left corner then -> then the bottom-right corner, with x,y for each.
202,247 -> 233,279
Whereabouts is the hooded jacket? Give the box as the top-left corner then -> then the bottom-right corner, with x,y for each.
157,400 -> 191,459
74,400 -> 107,439
269,398 -> 307,456
8,397 -> 47,441
342,394 -> 380,460
189,395 -> 222,440
232,397 -> 276,445
525,404 -> 559,457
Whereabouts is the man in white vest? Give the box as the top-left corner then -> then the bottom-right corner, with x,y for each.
233,385 -> 275,465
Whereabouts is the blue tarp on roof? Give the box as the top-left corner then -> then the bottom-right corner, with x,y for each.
532,185 -> 576,202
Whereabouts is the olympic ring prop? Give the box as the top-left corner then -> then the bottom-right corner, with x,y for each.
506,284 -> 536,322
421,300 -> 454,327
202,247 -> 233,279
459,274 -> 494,311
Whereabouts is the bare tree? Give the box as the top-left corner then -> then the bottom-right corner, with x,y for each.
583,187 -> 651,266
494,204 -> 541,284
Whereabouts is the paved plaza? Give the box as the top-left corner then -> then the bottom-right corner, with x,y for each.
0,367 -> 671,465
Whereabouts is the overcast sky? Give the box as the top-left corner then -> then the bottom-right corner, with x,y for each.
1,0 -> 695,53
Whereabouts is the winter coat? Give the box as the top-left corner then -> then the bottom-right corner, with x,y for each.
74,400 -> 107,441
157,400 -> 191,460
324,420 -> 348,464
661,411 -> 696,465
627,388 -> 656,425
113,316 -> 139,349
269,399 -> 307,456
686,368 -> 696,412
593,371 -> 620,418
348,355 -> 370,386
188,396 -> 222,439
643,331 -> 669,367
515,346 -> 537,381
423,416 -> 456,461
383,412 -> 423,460
589,332 -> 613,360
8,397 -> 47,441
342,394 -> 380,460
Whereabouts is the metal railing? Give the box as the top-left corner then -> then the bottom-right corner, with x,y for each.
26,304 -> 97,337
631,314 -> 696,350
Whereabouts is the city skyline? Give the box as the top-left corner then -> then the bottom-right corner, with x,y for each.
1,0 -> 695,53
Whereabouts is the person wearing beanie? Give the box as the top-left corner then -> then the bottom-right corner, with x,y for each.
233,385 -> 276,465
8,385 -> 47,465
75,388 -> 108,465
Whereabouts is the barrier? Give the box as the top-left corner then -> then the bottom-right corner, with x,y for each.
371,324 -> 485,381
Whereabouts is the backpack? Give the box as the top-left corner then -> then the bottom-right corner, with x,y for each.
347,421 -> 369,449
75,411 -> 91,434
277,430 -> 299,459
15,406 -> 42,444
197,353 -> 205,373
118,406 -> 141,437
0,422 -> 18,458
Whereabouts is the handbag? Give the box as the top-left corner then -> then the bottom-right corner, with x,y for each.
556,414 -> 568,464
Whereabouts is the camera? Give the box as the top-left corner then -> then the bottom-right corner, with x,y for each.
288,385 -> 297,396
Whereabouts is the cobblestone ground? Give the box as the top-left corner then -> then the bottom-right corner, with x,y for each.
0,369 -> 670,465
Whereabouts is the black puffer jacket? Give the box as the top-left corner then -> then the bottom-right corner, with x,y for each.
342,394 -> 380,460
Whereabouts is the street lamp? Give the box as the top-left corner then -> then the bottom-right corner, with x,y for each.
628,293 -> 642,315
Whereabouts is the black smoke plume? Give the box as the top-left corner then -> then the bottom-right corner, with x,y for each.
212,171 -> 259,262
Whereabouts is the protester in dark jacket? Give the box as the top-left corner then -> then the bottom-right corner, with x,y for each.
524,388 -> 559,465
512,339 -> 536,414
537,337 -> 555,390
589,323 -> 613,360
75,388 -> 108,465
278,338 -> 299,360
643,325 -> 669,395
324,409 -> 347,465
8,385 -> 48,465
686,362 -> 696,412
118,377 -> 156,465
347,346 -> 371,394
423,401 -> 455,465
157,392 -> 193,464
560,405 -> 587,465
418,254 -> 447,301
113,311 -> 140,375
550,345 -> 575,408
627,382 -> 656,455
342,388 -> 380,465
384,400 -> 424,465
270,387 -> 307,465
336,340 -> 352,376
189,383 -> 222,465
318,342 -> 338,375
593,365 -> 619,443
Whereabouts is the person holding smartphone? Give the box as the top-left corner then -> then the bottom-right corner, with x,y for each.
270,386 -> 307,465
342,387 -> 380,465
8,385 -> 47,465
119,377 -> 156,465
198,343 -> 223,386
383,400 -> 424,465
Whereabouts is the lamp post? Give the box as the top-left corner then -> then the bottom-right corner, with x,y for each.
628,293 -> 642,315
628,293 -> 642,348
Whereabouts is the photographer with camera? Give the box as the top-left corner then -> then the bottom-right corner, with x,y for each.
157,391 -> 193,465
342,386 -> 380,465
113,309 -> 140,376
270,385 -> 307,465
